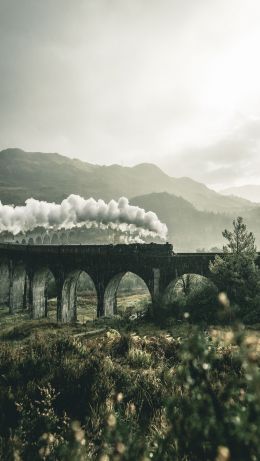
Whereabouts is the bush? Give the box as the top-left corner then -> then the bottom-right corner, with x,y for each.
159,283 -> 219,325
0,323 -> 260,460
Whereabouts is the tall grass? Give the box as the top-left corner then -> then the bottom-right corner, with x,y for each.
0,320 -> 259,460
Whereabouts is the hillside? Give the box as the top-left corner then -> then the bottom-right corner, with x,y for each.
131,192 -> 228,251
222,185 -> 260,203
0,148 -> 255,213
131,192 -> 260,251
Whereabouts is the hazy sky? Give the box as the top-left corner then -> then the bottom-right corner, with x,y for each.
1,0 -> 260,189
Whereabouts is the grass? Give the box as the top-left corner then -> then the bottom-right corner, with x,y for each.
0,290 -> 151,338
0,295 -> 260,460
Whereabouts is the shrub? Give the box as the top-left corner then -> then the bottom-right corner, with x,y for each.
0,322 -> 260,460
127,347 -> 153,368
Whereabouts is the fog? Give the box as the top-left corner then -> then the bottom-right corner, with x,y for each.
0,0 -> 260,188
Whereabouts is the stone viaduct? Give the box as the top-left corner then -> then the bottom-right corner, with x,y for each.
0,242 -> 253,323
14,230 -> 69,245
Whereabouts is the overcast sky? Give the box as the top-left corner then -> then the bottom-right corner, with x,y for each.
1,0 -> 260,190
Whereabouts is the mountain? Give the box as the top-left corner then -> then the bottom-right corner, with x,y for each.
1,148 -> 260,250
131,192 -> 260,251
0,148 -> 255,214
222,185 -> 260,203
132,192 -> 228,251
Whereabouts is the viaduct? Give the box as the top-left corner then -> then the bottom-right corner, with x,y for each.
0,243 -> 252,323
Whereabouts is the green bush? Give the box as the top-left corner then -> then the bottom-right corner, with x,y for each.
0,323 -> 260,460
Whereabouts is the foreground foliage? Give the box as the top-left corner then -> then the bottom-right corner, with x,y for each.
0,319 -> 260,461
210,217 -> 260,323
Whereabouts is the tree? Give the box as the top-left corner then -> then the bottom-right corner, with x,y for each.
222,216 -> 256,255
210,217 -> 260,322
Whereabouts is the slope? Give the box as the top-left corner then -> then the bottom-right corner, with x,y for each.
0,148 -> 255,214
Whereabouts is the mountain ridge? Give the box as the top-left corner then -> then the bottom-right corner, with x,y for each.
0,148 -> 255,214
131,191 -> 260,251
222,185 -> 260,203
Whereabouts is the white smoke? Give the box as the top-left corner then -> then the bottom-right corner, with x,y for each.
0,195 -> 168,241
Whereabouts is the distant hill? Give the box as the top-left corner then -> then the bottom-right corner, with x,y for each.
131,192 -> 228,251
1,149 -> 260,250
222,185 -> 260,203
0,148 -> 255,214
131,192 -> 260,251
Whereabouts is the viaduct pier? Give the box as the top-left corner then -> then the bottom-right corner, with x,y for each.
0,243 -> 238,322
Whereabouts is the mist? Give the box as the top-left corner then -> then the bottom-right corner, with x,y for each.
1,0 -> 260,188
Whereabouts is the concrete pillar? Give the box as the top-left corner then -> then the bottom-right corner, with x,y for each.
9,265 -> 26,313
23,275 -> 30,310
28,276 -> 33,318
56,282 -> 63,322
32,281 -> 47,319
103,274 -> 124,317
60,271 -> 100,323
153,268 -> 160,299
32,268 -> 56,319
0,262 -> 10,306
97,289 -> 105,317
60,272 -> 79,323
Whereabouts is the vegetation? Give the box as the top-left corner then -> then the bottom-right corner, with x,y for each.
0,312 -> 260,461
210,217 -> 260,323
0,218 -> 260,460
131,193 -> 251,252
2,148 -> 260,250
161,274 -> 219,325
0,148 -> 252,213
160,217 -> 260,325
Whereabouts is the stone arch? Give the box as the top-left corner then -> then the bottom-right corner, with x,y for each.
68,231 -> 75,244
116,272 -> 152,317
60,232 -> 68,245
35,235 -> 42,245
43,234 -> 51,245
61,270 -> 97,323
21,239 -> 27,245
51,233 -> 59,244
28,237 -> 34,245
10,263 -> 27,312
0,260 -> 10,306
163,273 -> 216,304
104,271 -> 151,317
163,273 -> 219,321
104,273 -> 124,316
32,267 -> 57,319
67,230 -> 73,244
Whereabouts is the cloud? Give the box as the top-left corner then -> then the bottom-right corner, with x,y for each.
162,118 -> 260,188
0,0 -> 260,187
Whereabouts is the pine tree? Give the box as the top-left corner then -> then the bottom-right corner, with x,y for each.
210,217 -> 260,323
222,216 -> 256,255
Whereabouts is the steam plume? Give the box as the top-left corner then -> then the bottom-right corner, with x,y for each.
0,195 -> 168,240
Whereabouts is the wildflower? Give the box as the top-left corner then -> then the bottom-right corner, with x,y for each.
71,421 -> 86,444
218,292 -> 230,309
202,363 -> 210,370
107,413 -> 116,428
116,442 -> 126,454
99,455 -> 110,461
39,446 -> 51,458
106,397 -> 114,411
225,331 -> 234,343
116,392 -> 124,403
216,446 -> 230,461
129,403 -> 136,415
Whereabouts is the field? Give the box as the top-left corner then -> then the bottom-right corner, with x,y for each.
0,296 -> 260,461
